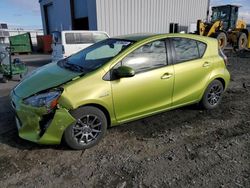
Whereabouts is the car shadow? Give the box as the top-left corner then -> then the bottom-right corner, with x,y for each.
112,93 -> 232,141
110,104 -> 203,139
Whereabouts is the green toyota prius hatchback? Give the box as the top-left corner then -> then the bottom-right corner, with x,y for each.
11,33 -> 230,149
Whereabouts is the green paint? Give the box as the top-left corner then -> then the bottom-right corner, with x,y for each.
11,33 -> 230,145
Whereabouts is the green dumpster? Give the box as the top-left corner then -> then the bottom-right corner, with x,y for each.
9,33 -> 33,53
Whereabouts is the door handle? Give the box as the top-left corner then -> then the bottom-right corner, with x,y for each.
203,62 -> 210,67
161,73 -> 173,79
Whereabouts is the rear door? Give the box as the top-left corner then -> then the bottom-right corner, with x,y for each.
170,37 -> 211,106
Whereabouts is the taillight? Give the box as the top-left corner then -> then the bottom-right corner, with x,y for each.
219,48 -> 228,66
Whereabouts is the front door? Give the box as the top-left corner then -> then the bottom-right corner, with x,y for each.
111,39 -> 174,122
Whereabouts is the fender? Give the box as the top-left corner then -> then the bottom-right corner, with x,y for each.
198,68 -> 230,101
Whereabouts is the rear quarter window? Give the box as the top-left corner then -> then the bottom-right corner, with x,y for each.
197,41 -> 207,57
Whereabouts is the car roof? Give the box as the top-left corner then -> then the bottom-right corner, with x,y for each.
113,33 -> 216,42
114,33 -> 157,41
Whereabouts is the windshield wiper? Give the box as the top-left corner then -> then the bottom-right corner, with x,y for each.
58,59 -> 86,72
64,62 -> 86,72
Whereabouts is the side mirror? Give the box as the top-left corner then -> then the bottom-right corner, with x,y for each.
114,66 -> 135,78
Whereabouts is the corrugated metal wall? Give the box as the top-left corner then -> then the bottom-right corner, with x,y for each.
95,0 -> 209,36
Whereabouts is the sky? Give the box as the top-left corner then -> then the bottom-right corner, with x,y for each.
0,0 -> 249,30
0,0 -> 42,29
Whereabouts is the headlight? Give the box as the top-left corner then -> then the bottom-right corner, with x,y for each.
23,90 -> 62,111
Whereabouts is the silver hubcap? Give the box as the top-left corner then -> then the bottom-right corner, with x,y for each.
72,115 -> 102,145
207,85 -> 223,105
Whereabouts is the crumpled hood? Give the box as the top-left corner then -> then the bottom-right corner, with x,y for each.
14,62 -> 81,98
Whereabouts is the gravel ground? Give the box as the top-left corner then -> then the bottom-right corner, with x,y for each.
0,52 -> 249,188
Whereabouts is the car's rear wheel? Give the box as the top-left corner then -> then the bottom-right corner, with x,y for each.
200,80 -> 224,110
64,106 -> 107,150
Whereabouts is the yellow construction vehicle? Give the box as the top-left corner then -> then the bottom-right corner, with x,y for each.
197,4 -> 250,50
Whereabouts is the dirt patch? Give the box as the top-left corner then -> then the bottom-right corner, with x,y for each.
0,52 -> 249,187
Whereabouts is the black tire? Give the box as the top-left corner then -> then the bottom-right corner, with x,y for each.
200,80 -> 224,110
237,32 -> 247,51
213,32 -> 227,51
64,106 -> 107,150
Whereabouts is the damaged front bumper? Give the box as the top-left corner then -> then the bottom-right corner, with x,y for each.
10,91 -> 76,145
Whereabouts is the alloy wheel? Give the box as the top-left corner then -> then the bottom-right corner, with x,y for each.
72,115 -> 102,145
207,84 -> 223,105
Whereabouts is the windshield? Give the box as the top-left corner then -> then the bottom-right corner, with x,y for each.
211,6 -> 231,30
58,38 -> 134,72
211,7 -> 230,22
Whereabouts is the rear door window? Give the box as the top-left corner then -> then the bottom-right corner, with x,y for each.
172,38 -> 206,63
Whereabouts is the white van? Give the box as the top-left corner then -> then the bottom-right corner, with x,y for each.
51,30 -> 109,61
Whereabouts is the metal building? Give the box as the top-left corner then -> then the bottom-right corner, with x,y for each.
39,0 -> 210,36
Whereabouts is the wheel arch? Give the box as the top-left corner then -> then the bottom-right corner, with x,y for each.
199,76 -> 227,101
215,77 -> 226,90
207,77 -> 226,91
77,103 -> 112,128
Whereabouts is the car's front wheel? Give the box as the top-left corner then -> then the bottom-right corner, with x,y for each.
64,106 -> 107,150
200,80 -> 224,110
